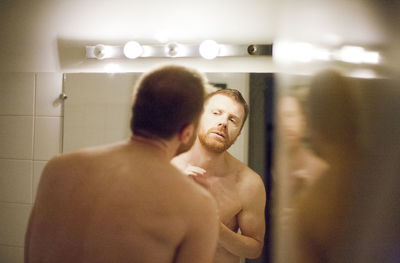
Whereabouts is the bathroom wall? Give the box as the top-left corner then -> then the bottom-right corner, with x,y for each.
0,73 -> 63,262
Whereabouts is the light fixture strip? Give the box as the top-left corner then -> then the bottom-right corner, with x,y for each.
85,42 -> 273,60
85,45 -> 125,59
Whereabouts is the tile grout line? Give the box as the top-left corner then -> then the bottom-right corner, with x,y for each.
61,74 -> 66,153
0,114 -> 62,117
0,244 -> 24,248
0,200 -> 32,206
31,73 -> 37,204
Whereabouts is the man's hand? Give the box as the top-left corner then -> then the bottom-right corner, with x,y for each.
184,165 -> 211,190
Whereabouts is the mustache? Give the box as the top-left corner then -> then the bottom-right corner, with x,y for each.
208,128 -> 228,139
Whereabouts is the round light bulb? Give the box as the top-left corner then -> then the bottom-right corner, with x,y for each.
94,44 -> 109,60
123,41 -> 143,59
199,40 -> 220,59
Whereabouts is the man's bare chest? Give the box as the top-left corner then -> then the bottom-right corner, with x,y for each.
206,176 -> 243,227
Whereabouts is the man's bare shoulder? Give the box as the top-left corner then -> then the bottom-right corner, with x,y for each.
240,165 -> 265,198
51,141 -> 125,160
43,143 -> 115,170
39,142 -> 128,188
227,154 -> 266,203
227,153 -> 264,187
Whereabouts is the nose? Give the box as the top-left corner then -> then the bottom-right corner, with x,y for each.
217,119 -> 228,129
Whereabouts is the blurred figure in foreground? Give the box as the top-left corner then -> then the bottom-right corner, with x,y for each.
290,69 -> 364,263
25,65 -> 219,263
277,88 -> 328,207
275,88 -> 328,247
292,69 -> 400,263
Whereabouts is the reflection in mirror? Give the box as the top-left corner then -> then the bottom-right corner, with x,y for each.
275,85 -> 328,226
63,73 -> 251,163
62,72 -> 274,263
62,70 -> 400,263
273,71 -> 400,263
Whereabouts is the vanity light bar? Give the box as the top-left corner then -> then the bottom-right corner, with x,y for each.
85,41 -> 273,60
273,41 -> 381,65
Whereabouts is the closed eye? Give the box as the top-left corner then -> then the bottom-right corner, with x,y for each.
229,115 -> 241,124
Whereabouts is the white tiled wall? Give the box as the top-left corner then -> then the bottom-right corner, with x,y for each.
0,72 -> 63,263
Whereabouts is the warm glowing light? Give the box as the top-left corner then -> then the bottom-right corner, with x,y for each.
337,46 -> 365,63
362,51 -> 380,64
199,40 -> 220,60
335,46 -> 380,64
312,47 -> 331,61
273,41 -> 329,63
292,42 -> 313,62
123,41 -> 143,59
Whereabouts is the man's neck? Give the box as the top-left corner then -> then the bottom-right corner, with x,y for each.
130,135 -> 176,160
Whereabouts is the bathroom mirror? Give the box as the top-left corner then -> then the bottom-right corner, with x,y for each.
62,72 -> 273,164
62,71 -> 276,263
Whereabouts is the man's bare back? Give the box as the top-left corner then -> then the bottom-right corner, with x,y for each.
26,139 -> 218,263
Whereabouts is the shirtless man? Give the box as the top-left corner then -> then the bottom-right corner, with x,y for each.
25,65 -> 219,263
172,89 -> 266,263
292,70 -> 364,263
277,94 -> 327,207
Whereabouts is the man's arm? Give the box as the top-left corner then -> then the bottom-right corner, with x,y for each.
174,194 -> 219,263
219,172 -> 266,258
24,204 -> 36,263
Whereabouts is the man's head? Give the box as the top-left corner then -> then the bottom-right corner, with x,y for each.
307,69 -> 359,157
198,89 -> 249,153
131,65 -> 206,153
278,95 -> 306,147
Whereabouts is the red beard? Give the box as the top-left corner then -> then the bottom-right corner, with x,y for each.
198,128 -> 233,153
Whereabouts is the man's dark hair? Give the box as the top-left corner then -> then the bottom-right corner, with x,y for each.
131,65 -> 206,139
308,69 -> 358,144
205,88 -> 249,130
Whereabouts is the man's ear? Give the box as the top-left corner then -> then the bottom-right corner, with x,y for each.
179,123 -> 195,144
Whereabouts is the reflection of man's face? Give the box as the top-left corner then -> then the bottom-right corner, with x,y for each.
198,94 -> 244,153
278,96 -> 305,146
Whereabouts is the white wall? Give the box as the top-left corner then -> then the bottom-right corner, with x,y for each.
0,73 -> 63,262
